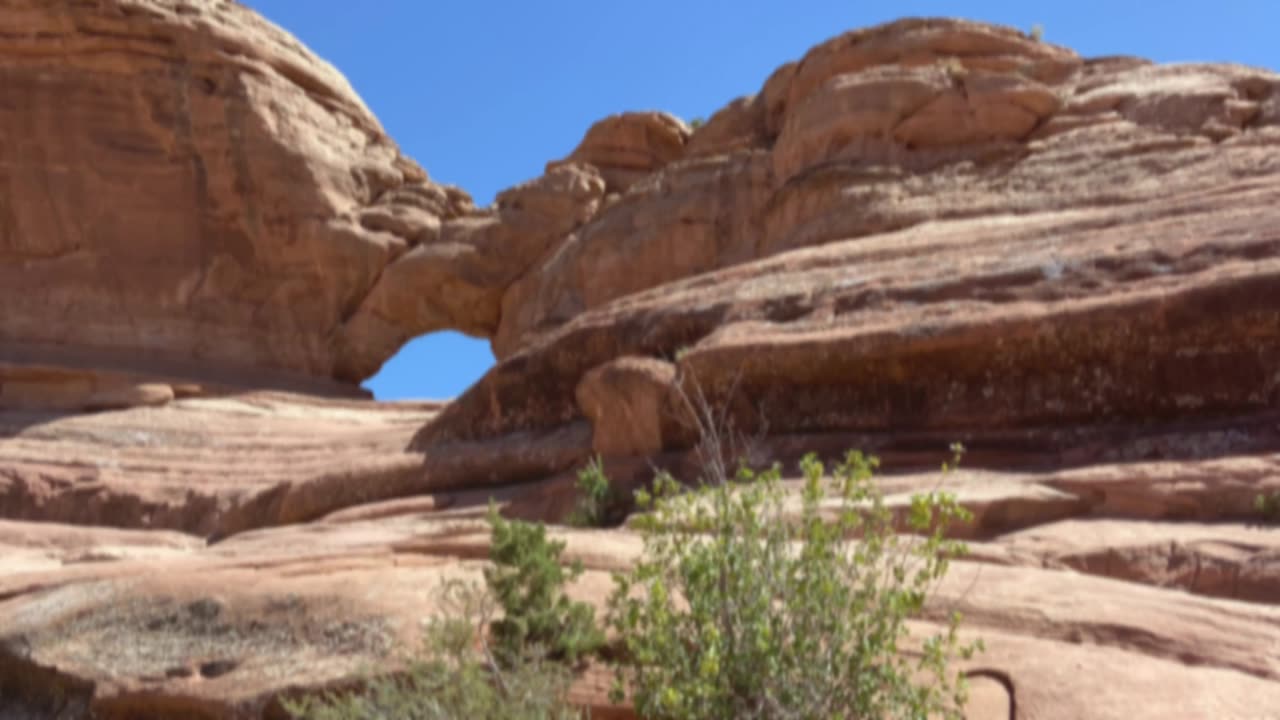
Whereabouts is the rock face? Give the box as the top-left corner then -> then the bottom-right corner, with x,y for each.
3,511 -> 1280,720
436,27 -> 1280,446
2,6 -> 1280,720
0,0 -> 472,389
338,163 -> 607,377
0,392 -> 441,537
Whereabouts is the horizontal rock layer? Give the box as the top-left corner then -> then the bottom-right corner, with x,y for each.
1,504 -> 1278,719
0,0 -> 472,387
3,6 -> 1280,720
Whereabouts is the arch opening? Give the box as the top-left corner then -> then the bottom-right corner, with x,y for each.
361,331 -> 495,401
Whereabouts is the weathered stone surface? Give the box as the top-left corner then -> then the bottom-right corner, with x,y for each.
3,516 -> 1280,719
0,389 -> 604,539
0,365 -> 180,412
772,63 -> 1062,182
396,21 -> 1280,715
546,112 -> 690,193
338,163 -> 606,379
492,151 -> 776,357
1042,454 -> 1280,521
996,518 -> 1280,603
0,519 -> 200,579
82,383 -> 176,412
477,26 -> 1280,368
778,19 -> 1081,122
575,357 -> 678,457
4,7 -> 1280,719
6,5 -> 1277,398
437,151 -> 1280,449
929,559 -> 1280,682
0,392 -> 441,537
685,95 -> 769,158
0,0 -> 471,387
936,624 -> 1280,720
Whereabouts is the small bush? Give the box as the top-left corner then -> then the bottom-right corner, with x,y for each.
486,506 -> 605,664
607,450 -> 980,720
282,581 -> 582,720
1029,23 -> 1045,42
568,456 -> 623,528
1255,491 -> 1280,524
688,117 -> 706,130
284,508 -> 603,719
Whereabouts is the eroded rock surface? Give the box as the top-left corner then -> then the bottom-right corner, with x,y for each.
339,163 -> 607,376
2,514 -> 1279,720
0,0 -> 477,388
2,6 -> 1280,720
0,392 -> 441,537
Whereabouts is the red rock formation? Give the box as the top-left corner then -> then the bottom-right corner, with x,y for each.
444,31 -> 1280,446
2,514 -> 1278,719
0,0 -> 472,389
2,4 -> 1280,719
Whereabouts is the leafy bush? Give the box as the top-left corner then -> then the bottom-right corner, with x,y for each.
688,117 -> 706,130
606,450 -> 980,720
486,506 -> 605,664
281,581 -> 582,720
285,510 -> 602,719
1255,491 -> 1280,524
568,456 -> 624,528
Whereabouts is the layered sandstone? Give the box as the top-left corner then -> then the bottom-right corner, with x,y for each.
0,0 -> 472,390
1,510 -> 1278,719
2,4 -> 1280,720
434,29 -> 1280,447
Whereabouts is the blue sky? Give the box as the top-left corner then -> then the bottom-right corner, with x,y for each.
246,1 -> 1278,401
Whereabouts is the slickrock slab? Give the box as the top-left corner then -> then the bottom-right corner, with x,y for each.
2,517 -> 1279,719
0,392 -> 441,537
994,518 -> 1280,603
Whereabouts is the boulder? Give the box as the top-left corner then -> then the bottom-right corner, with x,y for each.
546,111 -> 691,193
575,357 -> 678,457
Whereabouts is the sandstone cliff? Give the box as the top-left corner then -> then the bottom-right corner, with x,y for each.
1,3 -> 1279,719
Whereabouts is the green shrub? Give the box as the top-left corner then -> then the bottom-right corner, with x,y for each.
284,508 -> 603,719
568,456 -> 623,528
1255,491 -> 1280,524
607,450 -> 980,720
281,581 -> 582,720
1029,23 -> 1045,41
486,506 -> 605,665
688,117 -> 706,130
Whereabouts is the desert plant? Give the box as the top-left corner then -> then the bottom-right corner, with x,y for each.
568,456 -> 622,528
606,448 -> 979,720
486,506 -> 605,665
1029,23 -> 1045,41
1255,491 -> 1280,524
282,580 -> 582,720
285,510 -> 602,719
688,116 -> 706,130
